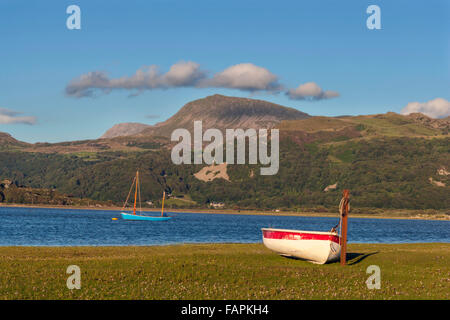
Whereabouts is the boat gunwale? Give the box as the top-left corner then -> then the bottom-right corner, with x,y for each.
261,227 -> 339,237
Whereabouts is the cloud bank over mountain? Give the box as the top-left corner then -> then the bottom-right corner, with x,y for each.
286,82 -> 340,100
65,61 -> 338,101
200,63 -> 282,92
65,61 -> 206,98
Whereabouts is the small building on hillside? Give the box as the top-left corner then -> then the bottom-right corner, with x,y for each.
209,202 -> 225,209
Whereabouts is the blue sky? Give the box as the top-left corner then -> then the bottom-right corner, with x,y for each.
0,0 -> 448,142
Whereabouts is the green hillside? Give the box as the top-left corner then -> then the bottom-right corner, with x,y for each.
0,95 -> 448,211
0,135 -> 448,210
278,112 -> 447,137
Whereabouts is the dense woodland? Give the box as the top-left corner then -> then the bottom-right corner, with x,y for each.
1,136 -> 448,211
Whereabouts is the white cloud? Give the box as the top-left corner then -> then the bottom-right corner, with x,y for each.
400,98 -> 450,119
287,82 -> 340,100
66,61 -> 206,97
202,63 -> 282,92
66,61 -> 341,102
0,108 -> 36,125
162,61 -> 205,87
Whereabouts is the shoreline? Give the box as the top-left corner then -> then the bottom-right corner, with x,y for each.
0,241 -> 449,248
1,203 -> 448,221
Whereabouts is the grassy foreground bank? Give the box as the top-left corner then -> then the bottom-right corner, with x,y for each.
0,243 -> 448,300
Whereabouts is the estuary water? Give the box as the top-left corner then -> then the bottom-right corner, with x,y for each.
0,207 -> 448,246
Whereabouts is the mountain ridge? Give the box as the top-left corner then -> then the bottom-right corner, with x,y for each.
0,95 -> 448,153
135,94 -> 310,138
0,95 -> 448,211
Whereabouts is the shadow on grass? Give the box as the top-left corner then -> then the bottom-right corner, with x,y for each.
346,252 -> 379,265
276,252 -> 378,265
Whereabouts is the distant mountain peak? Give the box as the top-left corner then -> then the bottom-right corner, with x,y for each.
138,94 -> 310,137
100,122 -> 152,139
99,94 -> 310,139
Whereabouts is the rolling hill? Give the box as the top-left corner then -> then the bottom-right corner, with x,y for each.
141,94 -> 310,137
98,94 -> 310,140
278,112 -> 449,137
0,95 -> 448,211
0,132 -> 29,150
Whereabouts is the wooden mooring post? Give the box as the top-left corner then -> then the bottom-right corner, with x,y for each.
340,189 -> 350,266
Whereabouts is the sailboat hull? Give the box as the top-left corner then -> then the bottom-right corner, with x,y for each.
120,212 -> 172,221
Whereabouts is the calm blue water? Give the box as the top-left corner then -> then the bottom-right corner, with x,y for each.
0,207 -> 448,246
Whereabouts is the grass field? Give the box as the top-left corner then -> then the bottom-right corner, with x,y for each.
0,243 -> 448,300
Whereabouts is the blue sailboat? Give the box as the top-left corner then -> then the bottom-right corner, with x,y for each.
120,171 -> 172,221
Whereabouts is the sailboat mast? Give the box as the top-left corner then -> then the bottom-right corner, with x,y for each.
161,191 -> 165,217
133,171 -> 139,215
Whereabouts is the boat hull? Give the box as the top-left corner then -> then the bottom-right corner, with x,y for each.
262,228 -> 341,264
120,212 -> 172,221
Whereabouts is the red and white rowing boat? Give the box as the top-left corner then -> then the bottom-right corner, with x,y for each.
261,228 -> 341,264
